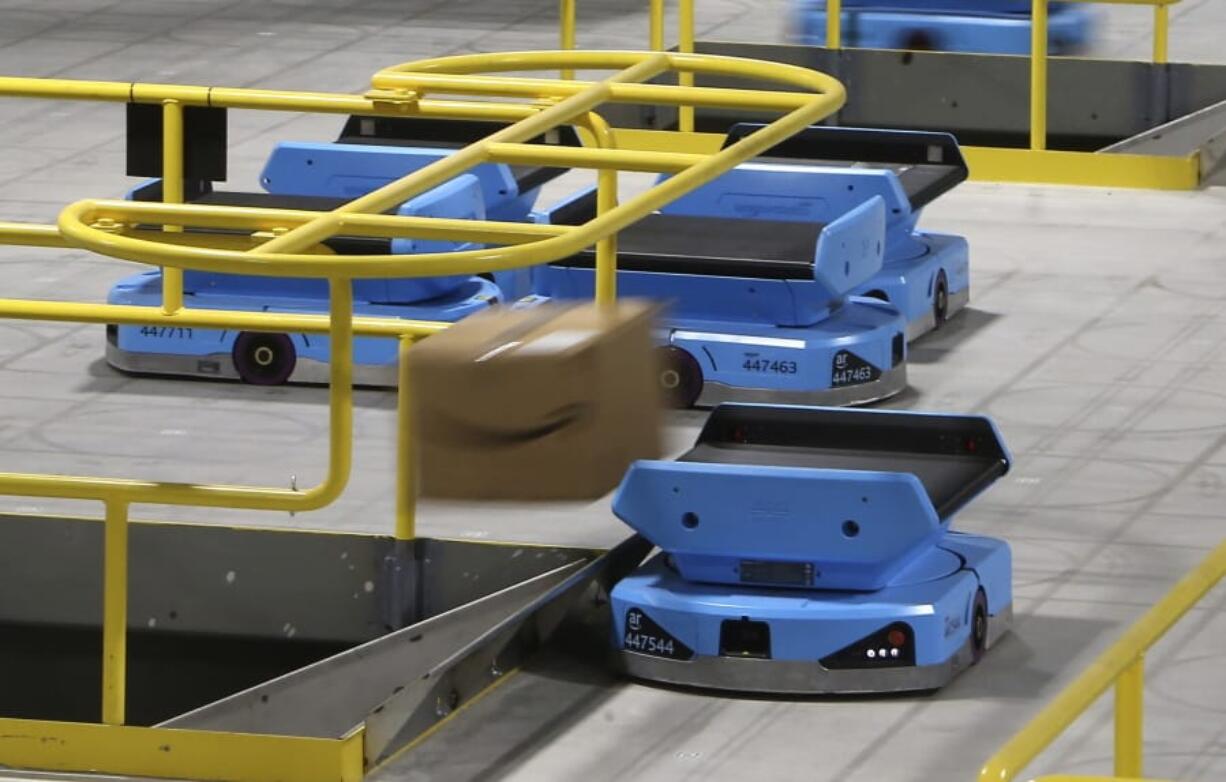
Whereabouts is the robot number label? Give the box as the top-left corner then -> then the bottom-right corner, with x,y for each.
741,353 -> 798,375
138,326 -> 194,339
831,350 -> 881,387
623,608 -> 694,661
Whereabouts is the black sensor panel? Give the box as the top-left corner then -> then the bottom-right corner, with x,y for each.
126,103 -> 227,181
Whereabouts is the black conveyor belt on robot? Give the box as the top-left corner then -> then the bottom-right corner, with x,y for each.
722,123 -> 969,210
548,192 -> 826,280
130,183 -> 392,255
337,115 -> 583,195
683,405 -> 1009,520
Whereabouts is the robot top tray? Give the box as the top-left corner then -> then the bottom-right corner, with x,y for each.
129,183 -> 394,255
722,124 -> 968,211
558,213 -> 825,280
685,404 -> 1009,521
335,115 -> 582,195
611,404 -> 1010,591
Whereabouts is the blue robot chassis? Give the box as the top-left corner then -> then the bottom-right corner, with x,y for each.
106,116 -> 580,385
609,404 -> 1013,694
791,0 -> 1095,55
535,125 -> 971,407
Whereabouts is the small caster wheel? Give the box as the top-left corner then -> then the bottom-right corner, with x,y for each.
971,588 -> 989,664
232,332 -> 296,385
657,346 -> 703,409
934,269 -> 949,329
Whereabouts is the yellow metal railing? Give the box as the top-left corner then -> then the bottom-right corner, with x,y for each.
818,0 -> 1180,151
979,537 -> 1226,781
1030,0 -> 1181,150
0,49 -> 844,740
558,0 -> 698,130
663,0 -> 1194,189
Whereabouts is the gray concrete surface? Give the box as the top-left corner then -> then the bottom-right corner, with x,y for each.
1,1 -> 1226,781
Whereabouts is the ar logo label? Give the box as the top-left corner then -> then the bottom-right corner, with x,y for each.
623,608 -> 694,660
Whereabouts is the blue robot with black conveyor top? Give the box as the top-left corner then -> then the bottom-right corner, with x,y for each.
718,123 -> 972,342
609,403 -> 1012,694
106,116 -> 580,385
533,124 -> 971,408
790,0 -> 1095,55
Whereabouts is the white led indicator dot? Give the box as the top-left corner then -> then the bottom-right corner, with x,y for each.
878,648 -> 888,657
866,649 -> 876,659
890,648 -> 900,658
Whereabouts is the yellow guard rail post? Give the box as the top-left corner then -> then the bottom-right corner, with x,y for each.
0,48 -> 846,782
827,0 -> 843,50
160,98 -> 185,314
979,537 -> 1226,782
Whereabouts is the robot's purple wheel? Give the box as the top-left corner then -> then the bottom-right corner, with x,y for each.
232,332 -> 296,385
971,588 -> 989,664
658,346 -> 703,409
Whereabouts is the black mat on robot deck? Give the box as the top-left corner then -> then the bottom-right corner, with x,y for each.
552,213 -> 824,280
682,405 -> 1009,520
722,124 -> 969,211
198,191 -> 394,255
130,183 -> 392,255
337,115 -> 583,195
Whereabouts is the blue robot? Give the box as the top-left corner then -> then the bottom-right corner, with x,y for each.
791,0 -> 1095,54
535,188 -> 906,407
106,117 -> 579,385
717,124 -> 971,342
534,124 -> 972,407
609,403 -> 1013,693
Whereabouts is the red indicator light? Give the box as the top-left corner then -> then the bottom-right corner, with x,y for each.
964,438 -> 978,453
887,628 -> 907,647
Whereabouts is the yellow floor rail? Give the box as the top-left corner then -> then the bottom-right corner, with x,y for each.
979,536 -> 1226,781
0,47 -> 845,776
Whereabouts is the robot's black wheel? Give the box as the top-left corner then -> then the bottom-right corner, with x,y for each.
971,588 -> 989,664
901,30 -> 937,51
934,269 -> 949,329
657,346 -> 703,409
232,332 -> 296,386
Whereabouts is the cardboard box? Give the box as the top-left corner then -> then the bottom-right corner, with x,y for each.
410,300 -> 662,500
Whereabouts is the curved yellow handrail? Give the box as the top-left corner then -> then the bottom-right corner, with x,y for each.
56,50 -> 844,280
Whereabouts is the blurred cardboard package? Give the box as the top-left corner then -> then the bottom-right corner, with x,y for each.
410,300 -> 662,500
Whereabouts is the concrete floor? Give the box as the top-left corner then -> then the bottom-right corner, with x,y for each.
2,1 -> 1226,781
